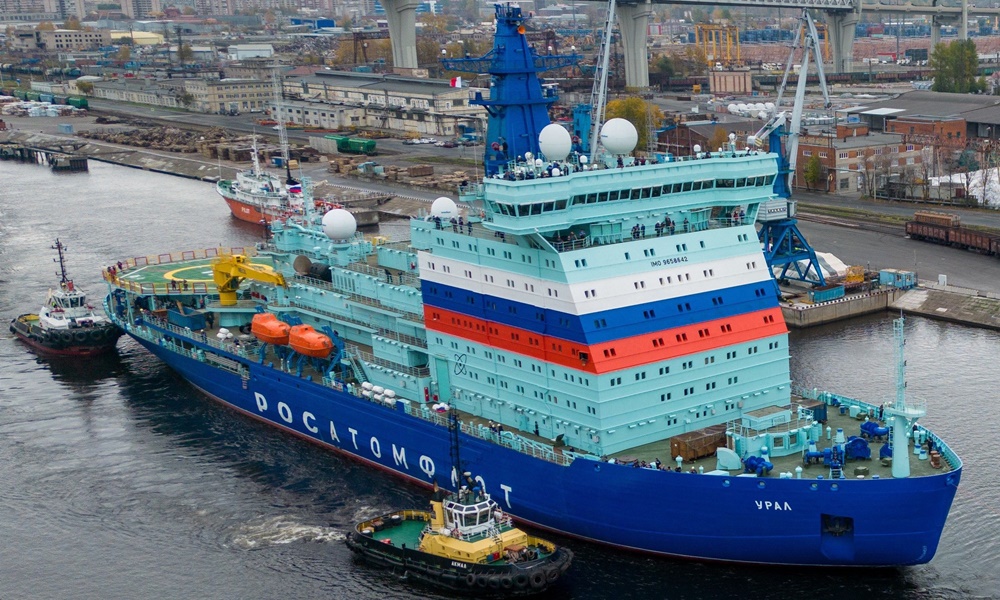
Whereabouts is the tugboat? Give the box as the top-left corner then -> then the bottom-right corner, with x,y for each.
346,411 -> 572,596
9,239 -> 122,356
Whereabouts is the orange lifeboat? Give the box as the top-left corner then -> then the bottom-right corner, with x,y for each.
289,324 -> 332,358
251,313 -> 291,345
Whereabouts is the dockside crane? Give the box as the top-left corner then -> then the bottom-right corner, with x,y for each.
753,8 -> 830,288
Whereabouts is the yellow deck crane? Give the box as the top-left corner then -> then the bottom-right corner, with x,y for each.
212,254 -> 287,307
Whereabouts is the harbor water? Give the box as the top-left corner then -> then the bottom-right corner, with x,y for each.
1,161 -> 998,599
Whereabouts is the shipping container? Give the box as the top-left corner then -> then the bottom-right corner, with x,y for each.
879,269 -> 916,289
807,284 -> 845,303
669,425 -> 727,462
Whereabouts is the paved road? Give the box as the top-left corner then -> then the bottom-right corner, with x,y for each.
793,189 -> 1000,230
797,219 -> 1000,294
85,99 -> 474,160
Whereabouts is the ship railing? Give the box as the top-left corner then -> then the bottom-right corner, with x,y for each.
343,260 -> 419,288
126,312 -> 256,367
375,328 -> 427,349
402,404 -> 574,467
793,386 -> 955,467
289,274 -> 424,322
350,346 -> 430,378
105,246 -> 259,295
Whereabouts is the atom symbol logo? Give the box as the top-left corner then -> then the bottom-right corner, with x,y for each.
453,353 -> 468,375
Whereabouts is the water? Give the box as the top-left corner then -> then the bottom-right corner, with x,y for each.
2,161 -> 998,600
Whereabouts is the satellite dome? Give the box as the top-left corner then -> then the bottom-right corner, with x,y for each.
538,124 -> 572,161
534,158 -> 544,167
737,103 -> 748,113
524,151 -> 534,161
754,103 -> 766,111
431,196 -> 458,219
322,208 -> 357,241
727,103 -> 738,113
693,144 -> 702,153
600,118 -> 638,155
758,111 -> 768,120
764,102 -> 775,111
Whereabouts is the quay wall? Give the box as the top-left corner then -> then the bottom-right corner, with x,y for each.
782,288 -> 906,328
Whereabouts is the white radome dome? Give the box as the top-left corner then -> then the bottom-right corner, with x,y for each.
764,102 -> 775,110
535,158 -> 544,167
600,118 -> 638,155
693,144 -> 702,153
737,103 -> 748,113
322,208 -> 357,241
431,196 -> 458,219
727,103 -> 738,113
538,124 -> 572,161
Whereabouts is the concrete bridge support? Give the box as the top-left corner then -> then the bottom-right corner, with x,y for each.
616,0 -> 653,89
826,8 -> 860,73
382,0 -> 420,71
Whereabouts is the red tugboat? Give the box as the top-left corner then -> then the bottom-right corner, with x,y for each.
9,239 -> 122,356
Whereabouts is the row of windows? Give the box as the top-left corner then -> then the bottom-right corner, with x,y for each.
489,176 -> 773,218
440,337 -> 780,389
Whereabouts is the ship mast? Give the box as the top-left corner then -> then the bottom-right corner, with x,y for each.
53,238 -> 71,288
271,64 -> 297,186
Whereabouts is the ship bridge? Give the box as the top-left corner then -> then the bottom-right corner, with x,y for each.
475,153 -> 779,238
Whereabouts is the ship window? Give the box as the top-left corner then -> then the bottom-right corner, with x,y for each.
659,366 -> 669,375
691,181 -> 702,191
555,199 -> 568,210
681,182 -> 692,192
651,187 -> 661,197
543,202 -> 554,212
531,203 -> 542,215
701,180 -> 715,189
598,192 -> 609,202
584,193 -> 596,204
631,188 -> 641,200
661,393 -> 671,401
518,204 -> 530,217
672,184 -> 682,193
718,178 -> 735,188
736,178 -> 747,187
661,185 -> 671,195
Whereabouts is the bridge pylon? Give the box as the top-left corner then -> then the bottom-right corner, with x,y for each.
616,0 -> 653,88
382,0 -> 420,71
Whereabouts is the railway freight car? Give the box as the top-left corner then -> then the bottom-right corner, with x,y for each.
906,211 -> 1000,256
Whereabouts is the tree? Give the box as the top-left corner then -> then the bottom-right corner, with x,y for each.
76,81 -> 94,95
63,16 -> 81,30
803,154 -> 823,191
178,43 -> 194,63
177,92 -> 194,107
182,6 -> 195,15
707,126 -> 730,153
930,39 -> 986,93
650,54 -> 675,78
117,46 -> 131,61
36,21 -> 57,31
605,97 -> 664,153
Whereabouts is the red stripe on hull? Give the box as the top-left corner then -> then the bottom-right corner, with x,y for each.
222,196 -> 273,225
425,306 -> 787,373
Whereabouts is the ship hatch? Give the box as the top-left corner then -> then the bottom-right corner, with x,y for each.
820,514 -> 856,562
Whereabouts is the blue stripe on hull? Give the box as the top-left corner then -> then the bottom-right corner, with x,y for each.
421,280 -> 778,345
133,334 -> 961,566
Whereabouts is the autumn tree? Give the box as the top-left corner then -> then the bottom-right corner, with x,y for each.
63,16 -> 81,30
36,21 -> 57,31
604,97 -> 664,153
802,154 -> 823,191
117,45 -> 131,61
76,81 -> 94,95
707,126 -> 730,152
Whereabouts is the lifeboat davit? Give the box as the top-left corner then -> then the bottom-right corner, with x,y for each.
251,313 -> 291,345
289,324 -> 332,358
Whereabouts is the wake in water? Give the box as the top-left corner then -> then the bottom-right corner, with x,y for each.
228,515 -> 345,549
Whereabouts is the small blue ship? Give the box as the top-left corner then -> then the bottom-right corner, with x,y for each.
104,4 -> 960,566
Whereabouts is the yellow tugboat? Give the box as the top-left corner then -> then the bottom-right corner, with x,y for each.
346,410 -> 572,595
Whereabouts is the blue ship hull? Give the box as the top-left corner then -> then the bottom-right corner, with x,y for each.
134,334 -> 961,566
